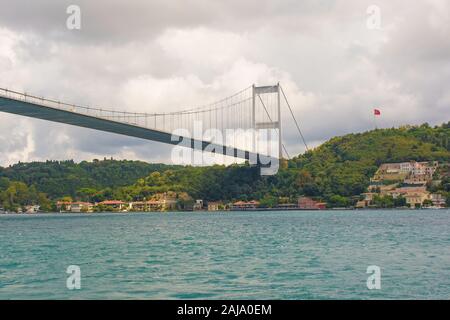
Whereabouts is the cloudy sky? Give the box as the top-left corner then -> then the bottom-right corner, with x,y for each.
0,0 -> 449,166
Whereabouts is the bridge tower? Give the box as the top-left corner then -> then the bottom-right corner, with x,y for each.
252,83 -> 282,160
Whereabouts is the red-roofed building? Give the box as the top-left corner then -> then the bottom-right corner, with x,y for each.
56,201 -> 72,212
231,200 -> 260,210
97,200 -> 127,211
298,197 -> 326,210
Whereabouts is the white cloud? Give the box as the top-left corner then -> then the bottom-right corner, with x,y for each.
0,1 -> 449,166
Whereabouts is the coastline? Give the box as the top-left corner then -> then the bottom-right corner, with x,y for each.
1,207 -> 448,215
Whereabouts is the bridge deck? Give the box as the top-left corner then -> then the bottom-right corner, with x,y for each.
0,93 -> 272,163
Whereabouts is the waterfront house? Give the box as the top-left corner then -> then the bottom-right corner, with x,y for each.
430,193 -> 447,208
207,202 -> 221,211
388,186 -> 430,207
358,184 -> 432,208
356,193 -> 377,208
130,198 -> 177,212
56,201 -> 72,212
152,193 -> 178,211
97,200 -> 127,211
71,202 -> 94,213
231,200 -> 260,210
130,201 -> 147,211
147,200 -> 164,211
404,192 -> 430,208
355,200 -> 366,209
298,197 -> 326,210
276,203 -> 298,210
193,199 -> 204,211
25,205 -> 40,214
162,198 -> 177,211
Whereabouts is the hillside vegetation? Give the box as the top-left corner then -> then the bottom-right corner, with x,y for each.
289,122 -> 450,204
1,122 -> 449,210
0,159 -> 179,199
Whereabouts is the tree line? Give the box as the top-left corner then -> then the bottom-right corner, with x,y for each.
1,122 -> 449,211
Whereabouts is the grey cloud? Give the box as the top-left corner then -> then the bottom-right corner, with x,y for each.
0,0 -> 354,44
0,0 -> 449,166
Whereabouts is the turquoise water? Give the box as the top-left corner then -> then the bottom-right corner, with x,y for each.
0,210 -> 449,299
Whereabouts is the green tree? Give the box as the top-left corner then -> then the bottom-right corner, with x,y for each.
393,196 -> 407,207
328,195 -> 349,208
259,195 -> 278,208
373,195 -> 395,208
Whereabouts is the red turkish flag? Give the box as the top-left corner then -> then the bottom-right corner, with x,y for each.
374,108 -> 381,116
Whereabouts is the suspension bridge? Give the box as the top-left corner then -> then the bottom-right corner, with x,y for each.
0,84 -> 308,165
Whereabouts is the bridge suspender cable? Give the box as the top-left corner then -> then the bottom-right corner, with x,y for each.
0,84 -> 306,161
279,85 -> 309,152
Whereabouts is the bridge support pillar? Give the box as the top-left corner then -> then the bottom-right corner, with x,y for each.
253,84 -> 282,161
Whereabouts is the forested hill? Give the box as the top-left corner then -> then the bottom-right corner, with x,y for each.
0,159 -> 179,199
287,122 -> 450,204
0,122 -> 449,209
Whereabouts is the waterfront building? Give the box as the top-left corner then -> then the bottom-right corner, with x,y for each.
430,193 -> 447,208
130,201 -> 147,211
162,198 -> 177,211
97,200 -> 127,211
147,200 -> 164,211
56,201 -> 72,212
355,200 -> 366,209
359,184 -> 432,208
207,202 -> 220,211
360,161 -> 442,208
231,200 -> 260,210
356,192 -> 377,208
130,199 -> 177,212
404,192 -> 430,207
298,197 -> 326,210
361,192 -> 377,201
276,203 -> 298,209
152,192 -> 178,211
70,202 -> 94,213
24,205 -> 40,214
193,199 -> 204,211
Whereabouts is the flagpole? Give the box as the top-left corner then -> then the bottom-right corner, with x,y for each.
373,108 -> 380,129
374,112 -> 377,129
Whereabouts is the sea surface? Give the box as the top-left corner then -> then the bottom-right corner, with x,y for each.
0,210 -> 449,299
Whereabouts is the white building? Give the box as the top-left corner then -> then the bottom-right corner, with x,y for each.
25,205 -> 40,214
431,194 -> 447,207
193,200 -> 203,211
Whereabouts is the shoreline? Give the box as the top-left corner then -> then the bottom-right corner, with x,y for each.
1,207 -> 448,215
